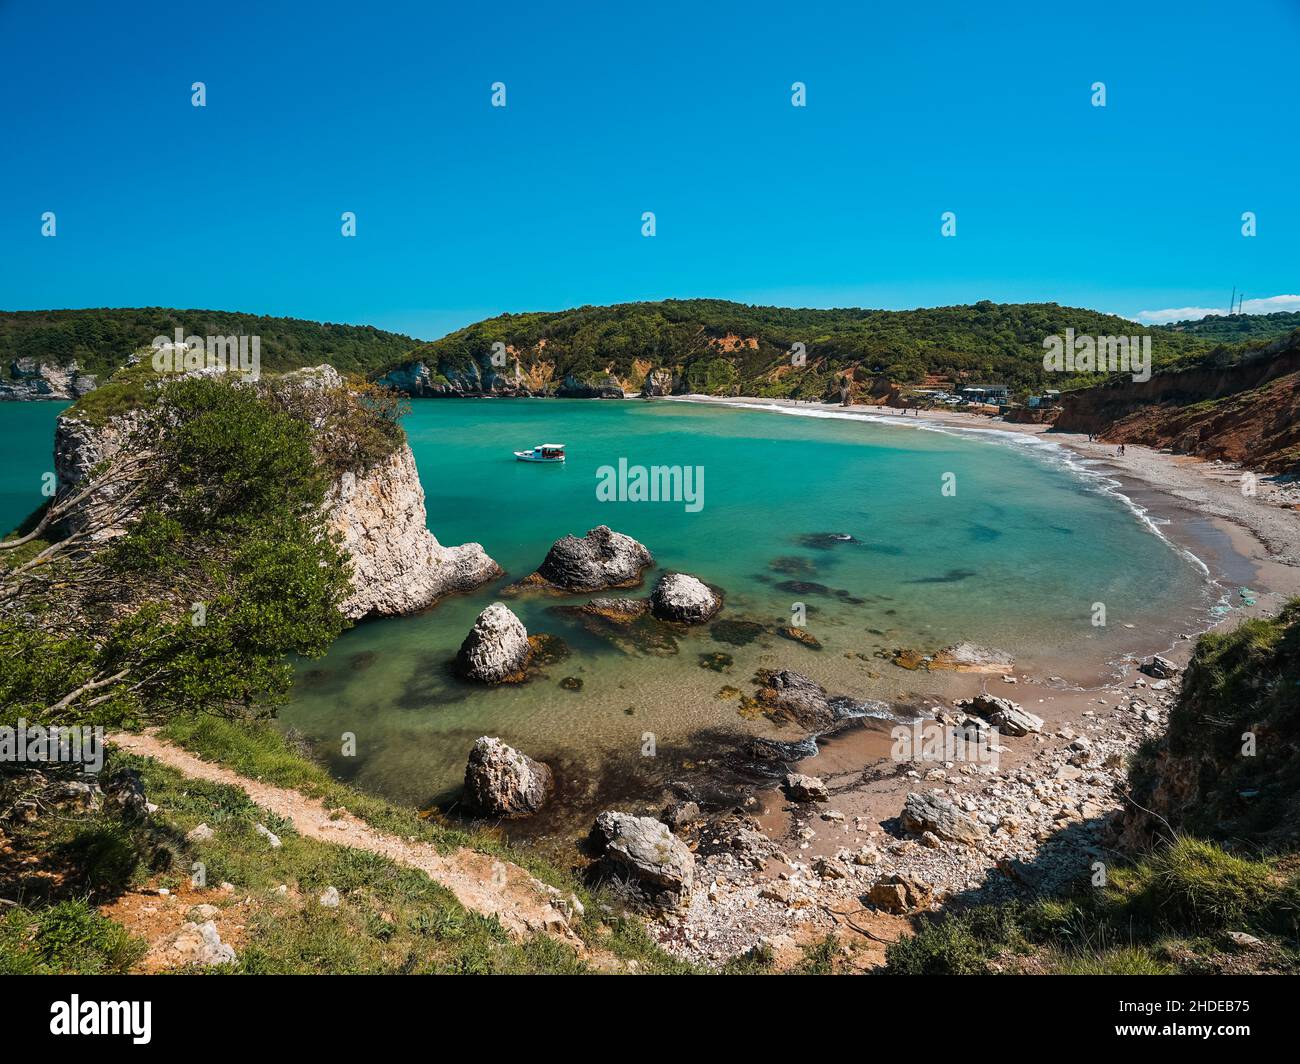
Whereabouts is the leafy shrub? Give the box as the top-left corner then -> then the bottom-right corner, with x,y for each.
884,914 -> 992,975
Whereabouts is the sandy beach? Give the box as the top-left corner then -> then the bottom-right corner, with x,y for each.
649,394 -> 1300,968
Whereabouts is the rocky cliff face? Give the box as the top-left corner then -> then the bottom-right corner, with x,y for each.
375,360 -> 625,399
52,380 -> 499,620
328,444 -> 500,619
641,368 -> 677,396
2,359 -> 99,400
53,410 -> 145,539
375,360 -> 538,397
1054,333 -> 1300,473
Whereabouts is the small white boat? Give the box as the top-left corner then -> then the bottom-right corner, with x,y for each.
514,443 -> 566,463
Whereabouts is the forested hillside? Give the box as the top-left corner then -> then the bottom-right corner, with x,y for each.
0,308 -> 419,380
1155,310 -> 1300,344
1055,330 -> 1300,473
9,302 -> 1300,403
386,299 -> 1236,399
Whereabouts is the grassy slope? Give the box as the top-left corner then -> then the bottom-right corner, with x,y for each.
0,733 -> 704,975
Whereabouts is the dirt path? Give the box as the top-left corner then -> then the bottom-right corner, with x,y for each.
111,731 -> 588,951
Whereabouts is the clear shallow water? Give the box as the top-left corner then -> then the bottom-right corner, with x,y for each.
279,399 -> 1212,837
0,397 -> 1212,841
0,402 -> 68,534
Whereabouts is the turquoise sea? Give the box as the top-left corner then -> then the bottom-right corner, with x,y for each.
1,397 -> 1212,846
275,399 -> 1212,841
0,402 -> 68,534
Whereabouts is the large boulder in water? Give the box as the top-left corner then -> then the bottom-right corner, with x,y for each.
649,572 -> 721,624
456,603 -> 531,683
464,737 -> 552,817
514,526 -> 653,593
753,668 -> 835,730
592,812 -> 695,908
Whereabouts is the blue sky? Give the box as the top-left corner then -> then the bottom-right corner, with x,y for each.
1,0 -> 1296,340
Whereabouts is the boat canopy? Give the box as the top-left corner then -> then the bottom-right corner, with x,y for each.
540,443 -> 565,450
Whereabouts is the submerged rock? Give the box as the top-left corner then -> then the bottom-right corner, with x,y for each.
776,625 -> 822,650
455,603 -> 531,683
513,525 -> 653,593
769,555 -> 817,575
929,642 -> 1014,673
557,599 -> 679,656
526,631 -> 569,668
698,651 -> 733,672
579,597 -> 648,619
464,736 -> 553,817
797,532 -> 859,550
592,812 -> 695,908
649,572 -> 721,624
709,618 -> 769,646
889,647 -> 929,670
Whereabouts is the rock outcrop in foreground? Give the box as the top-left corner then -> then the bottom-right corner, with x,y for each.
649,572 -> 721,624
592,812 -> 695,908
511,525 -> 653,593
154,920 -> 236,968
456,603 -> 531,683
464,737 -> 552,816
